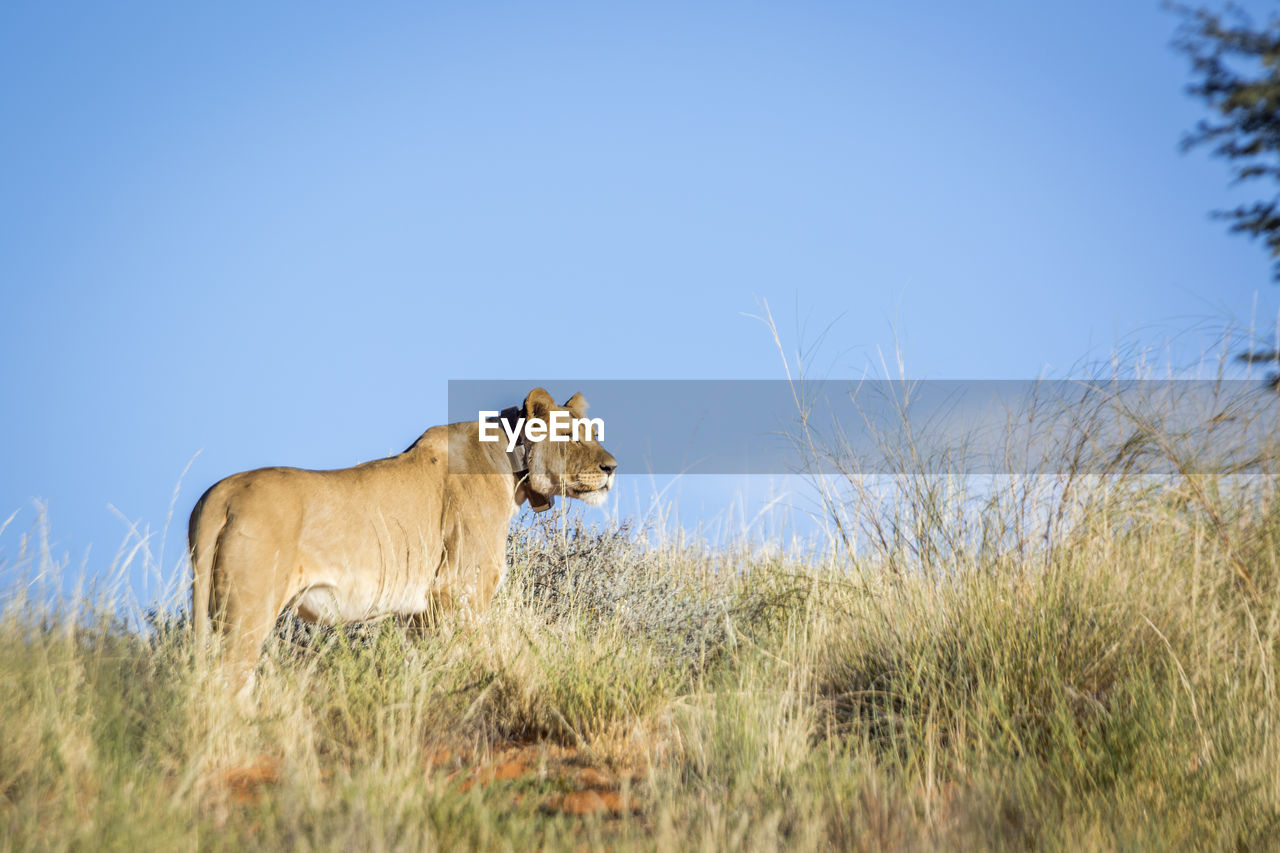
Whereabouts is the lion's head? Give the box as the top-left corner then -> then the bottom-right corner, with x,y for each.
521,387 -> 617,507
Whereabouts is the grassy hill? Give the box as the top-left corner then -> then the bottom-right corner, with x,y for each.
3,383 -> 1279,849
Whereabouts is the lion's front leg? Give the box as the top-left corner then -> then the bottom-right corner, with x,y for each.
433,519 -> 508,620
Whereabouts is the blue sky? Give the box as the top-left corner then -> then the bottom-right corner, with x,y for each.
2,1 -> 1279,595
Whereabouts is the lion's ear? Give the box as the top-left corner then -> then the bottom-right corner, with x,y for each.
563,392 -> 588,419
523,387 -> 556,421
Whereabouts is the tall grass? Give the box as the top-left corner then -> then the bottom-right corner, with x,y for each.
3,371 -> 1280,848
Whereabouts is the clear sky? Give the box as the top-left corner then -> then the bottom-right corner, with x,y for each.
2,1 -> 1278,596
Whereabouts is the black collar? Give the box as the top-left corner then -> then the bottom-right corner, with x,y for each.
489,405 -> 553,513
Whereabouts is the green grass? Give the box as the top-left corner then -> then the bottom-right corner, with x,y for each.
4,384 -> 1280,849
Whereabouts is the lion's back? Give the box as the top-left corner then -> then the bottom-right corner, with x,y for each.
188,466 -> 316,547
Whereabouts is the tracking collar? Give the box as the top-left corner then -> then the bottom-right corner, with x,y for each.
492,405 -> 554,513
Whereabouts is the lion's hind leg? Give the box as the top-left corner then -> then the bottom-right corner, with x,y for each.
209,525 -> 301,709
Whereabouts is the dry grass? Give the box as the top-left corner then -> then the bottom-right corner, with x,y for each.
3,374 -> 1280,849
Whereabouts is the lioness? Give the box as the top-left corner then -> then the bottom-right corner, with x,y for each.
188,387 -> 616,699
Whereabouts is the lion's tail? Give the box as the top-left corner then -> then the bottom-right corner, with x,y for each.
188,485 -> 227,654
